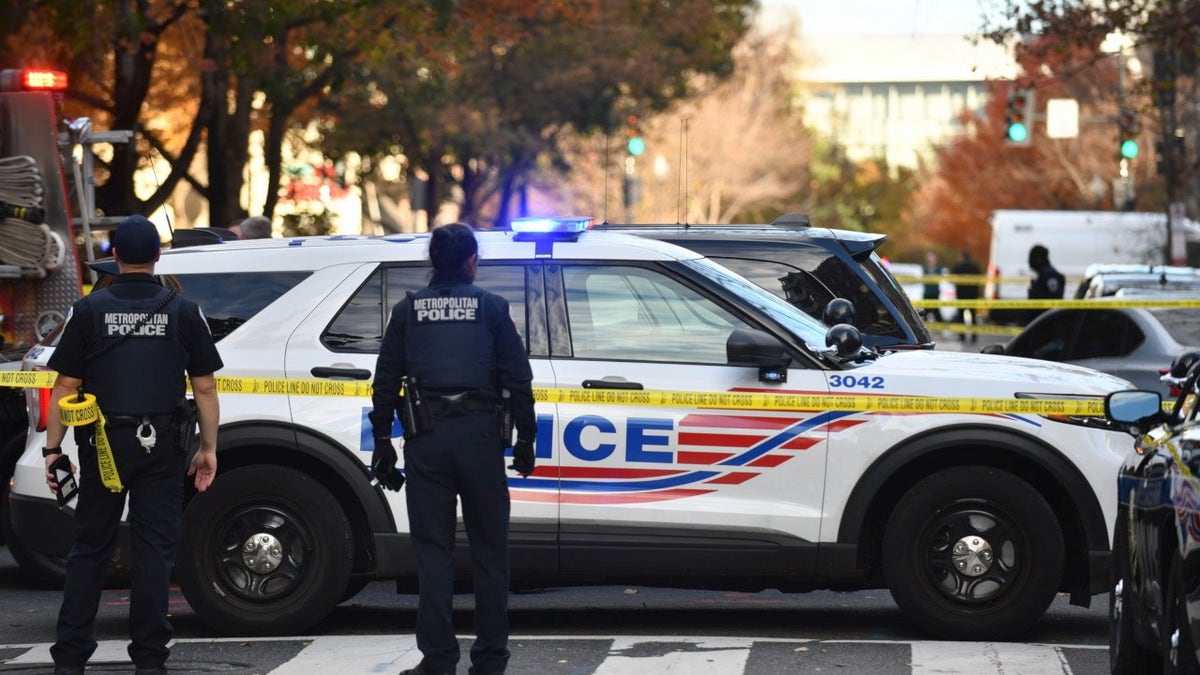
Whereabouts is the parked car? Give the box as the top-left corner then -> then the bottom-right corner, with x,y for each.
1074,263 -> 1200,299
982,302 -> 1200,397
1106,354 -> 1200,672
602,215 -> 934,349
11,219 -> 1133,640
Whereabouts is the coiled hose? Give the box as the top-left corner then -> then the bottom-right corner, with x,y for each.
0,155 -> 60,277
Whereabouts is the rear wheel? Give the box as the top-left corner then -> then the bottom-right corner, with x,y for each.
882,465 -> 1064,640
0,431 -> 67,588
177,466 -> 353,636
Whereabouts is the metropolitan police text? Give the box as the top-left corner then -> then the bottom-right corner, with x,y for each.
414,296 -> 478,321
105,312 -> 169,336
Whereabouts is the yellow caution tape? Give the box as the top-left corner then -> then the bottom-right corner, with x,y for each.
923,322 -> 1023,336
0,371 -> 1117,416
58,393 -> 122,493
0,370 -> 57,388
892,274 -> 1034,285
914,298 -> 1200,310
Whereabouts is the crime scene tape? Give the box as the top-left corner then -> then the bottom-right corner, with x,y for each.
892,274 -> 1031,285
57,392 -> 122,492
923,321 -> 1023,336
914,298 -> 1200,310
0,371 -> 1109,416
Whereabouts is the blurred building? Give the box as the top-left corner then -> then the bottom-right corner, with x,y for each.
797,34 -> 1017,170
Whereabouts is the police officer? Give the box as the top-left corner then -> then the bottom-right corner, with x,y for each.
370,222 -> 535,675
43,215 -> 223,675
1027,244 -> 1065,322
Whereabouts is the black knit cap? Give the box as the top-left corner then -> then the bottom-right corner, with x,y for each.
112,215 -> 161,264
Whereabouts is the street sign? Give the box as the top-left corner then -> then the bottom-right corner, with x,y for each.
1045,98 -> 1079,139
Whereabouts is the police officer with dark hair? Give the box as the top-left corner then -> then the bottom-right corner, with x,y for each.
1027,243 -> 1065,322
42,215 -> 223,675
370,222 -> 535,675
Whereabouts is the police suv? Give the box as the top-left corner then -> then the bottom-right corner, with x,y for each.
10,218 -> 1133,641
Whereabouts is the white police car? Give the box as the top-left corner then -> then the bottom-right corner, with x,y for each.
9,218 -> 1134,640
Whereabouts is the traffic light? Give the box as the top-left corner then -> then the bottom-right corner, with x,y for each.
1004,87 -> 1033,146
625,115 -> 644,156
1118,107 -> 1140,159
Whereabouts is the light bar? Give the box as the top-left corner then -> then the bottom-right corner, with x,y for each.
511,217 -> 591,235
0,69 -> 68,93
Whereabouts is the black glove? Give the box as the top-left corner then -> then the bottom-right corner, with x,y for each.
371,436 -> 405,491
508,438 -> 535,477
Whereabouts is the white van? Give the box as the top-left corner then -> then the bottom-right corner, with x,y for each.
987,210 -> 1200,301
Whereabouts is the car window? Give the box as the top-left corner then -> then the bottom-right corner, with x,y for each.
1072,311 -> 1144,359
1150,308 -> 1200,346
562,264 -> 751,364
1005,310 -> 1080,361
321,264 -> 528,353
171,271 -> 311,341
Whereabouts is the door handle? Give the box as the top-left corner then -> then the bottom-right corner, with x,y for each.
311,366 -> 372,380
581,379 -> 643,390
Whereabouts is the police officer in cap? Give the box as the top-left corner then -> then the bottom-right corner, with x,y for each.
43,215 -> 223,675
370,222 -> 535,675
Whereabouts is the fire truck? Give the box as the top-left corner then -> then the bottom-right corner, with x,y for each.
0,68 -> 132,583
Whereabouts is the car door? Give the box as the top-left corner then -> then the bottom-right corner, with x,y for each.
284,261 -> 557,576
543,260 -> 831,581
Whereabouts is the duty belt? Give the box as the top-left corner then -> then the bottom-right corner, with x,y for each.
426,395 -> 498,417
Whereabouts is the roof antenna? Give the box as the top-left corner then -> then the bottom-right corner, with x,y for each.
676,116 -> 689,228
600,128 -> 611,225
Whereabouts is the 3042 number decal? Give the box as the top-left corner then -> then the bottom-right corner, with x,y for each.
829,375 -> 884,389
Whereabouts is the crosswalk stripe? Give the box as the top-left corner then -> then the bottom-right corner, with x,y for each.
270,634 -> 422,674
594,636 -> 755,674
911,641 -> 1071,674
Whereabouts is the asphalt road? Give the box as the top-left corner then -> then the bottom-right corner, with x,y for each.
0,546 -> 1113,674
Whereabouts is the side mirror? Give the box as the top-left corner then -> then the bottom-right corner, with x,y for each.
727,328 -> 791,383
1105,390 -> 1166,429
981,344 -> 1004,355
825,323 -> 863,358
823,298 -> 855,326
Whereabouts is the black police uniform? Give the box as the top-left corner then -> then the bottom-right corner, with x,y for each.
1027,262 -> 1065,322
48,273 -> 222,671
371,274 -> 534,675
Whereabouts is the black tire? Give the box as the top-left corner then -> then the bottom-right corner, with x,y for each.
0,431 -> 67,588
1109,517 -> 1160,673
1164,553 -> 1200,675
882,465 -> 1064,640
176,465 -> 353,636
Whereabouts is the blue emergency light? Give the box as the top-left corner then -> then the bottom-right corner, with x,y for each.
511,217 -> 591,235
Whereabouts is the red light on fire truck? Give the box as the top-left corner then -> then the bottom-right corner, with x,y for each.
0,69 -> 68,93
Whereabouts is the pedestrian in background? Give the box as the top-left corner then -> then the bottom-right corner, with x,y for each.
237,216 -> 272,239
951,249 -> 982,342
369,222 -> 536,675
922,249 -> 942,323
1027,244 -> 1065,323
43,215 -> 223,675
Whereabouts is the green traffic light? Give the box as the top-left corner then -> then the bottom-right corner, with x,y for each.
627,136 -> 645,156
1006,123 -> 1028,143
1120,139 -> 1139,159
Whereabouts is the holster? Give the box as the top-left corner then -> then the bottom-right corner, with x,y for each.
175,398 -> 199,453
399,376 -> 432,440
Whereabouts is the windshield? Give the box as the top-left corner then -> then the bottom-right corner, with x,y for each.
680,257 -> 831,348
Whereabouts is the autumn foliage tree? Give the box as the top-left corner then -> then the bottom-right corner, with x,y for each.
910,35 -> 1164,266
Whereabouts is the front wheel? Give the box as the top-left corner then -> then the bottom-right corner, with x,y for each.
0,431 -> 67,588
1164,552 -> 1200,674
177,466 -> 353,636
1110,516 -> 1160,673
882,465 -> 1064,640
